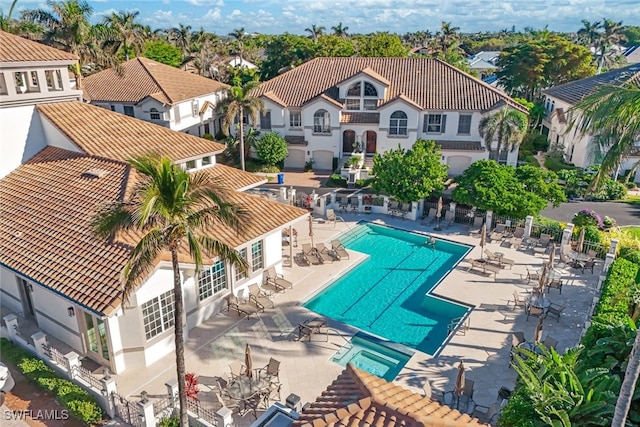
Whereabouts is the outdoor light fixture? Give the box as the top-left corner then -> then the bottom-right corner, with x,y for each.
67,306 -> 75,317
140,391 -> 148,403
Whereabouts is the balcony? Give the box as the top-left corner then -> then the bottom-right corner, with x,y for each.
284,135 -> 308,146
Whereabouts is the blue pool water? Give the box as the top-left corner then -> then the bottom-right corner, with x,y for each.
331,334 -> 413,381
304,222 -> 472,355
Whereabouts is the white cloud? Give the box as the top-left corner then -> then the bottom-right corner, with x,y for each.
202,8 -> 222,20
185,0 -> 224,6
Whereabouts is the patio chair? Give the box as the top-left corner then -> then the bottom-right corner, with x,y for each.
525,304 -> 545,321
399,203 -> 411,219
302,243 -> 323,264
421,208 -> 436,225
331,240 -> 350,260
483,249 -> 515,269
469,216 -> 484,237
294,250 -> 311,266
248,284 -> 274,309
558,251 -> 571,268
388,200 -> 400,216
507,291 -> 524,309
542,336 -> 558,349
579,259 -> 597,274
338,197 -> 349,212
225,294 -> 261,319
546,303 -> 566,323
257,357 -> 280,383
314,243 -> 330,263
264,266 -> 293,291
547,279 -> 563,294
228,360 -> 246,385
297,317 -> 328,342
587,249 -> 598,259
326,209 -> 345,228
316,242 -> 338,261
538,233 -> 552,248
442,210 -> 455,228
525,267 -> 540,284
513,227 -> 525,239
215,377 -> 232,401
490,224 -> 506,240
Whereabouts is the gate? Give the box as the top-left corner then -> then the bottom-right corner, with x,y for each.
112,392 -> 143,427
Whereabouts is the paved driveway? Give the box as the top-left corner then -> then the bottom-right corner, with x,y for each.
541,201 -> 640,226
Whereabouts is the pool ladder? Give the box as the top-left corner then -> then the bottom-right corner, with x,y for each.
447,316 -> 470,336
328,328 -> 353,351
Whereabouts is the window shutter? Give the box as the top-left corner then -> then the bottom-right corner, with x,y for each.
423,115 -> 428,132
441,115 -> 447,133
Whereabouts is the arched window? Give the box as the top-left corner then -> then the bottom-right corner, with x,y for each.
345,81 -> 379,111
364,82 -> 377,97
313,109 -> 330,133
347,82 -> 361,96
150,108 -> 160,120
389,111 -> 408,135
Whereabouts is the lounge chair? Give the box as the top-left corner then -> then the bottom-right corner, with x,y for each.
525,304 -> 545,321
421,208 -> 436,225
469,216 -> 484,237
264,266 -> 292,291
294,250 -> 311,266
228,360 -> 246,385
338,196 -> 349,212
248,283 -> 274,309
225,294 -> 261,318
316,242 -> 338,261
442,210 -> 455,228
490,224 -> 506,241
398,203 -> 411,219
525,267 -> 540,284
297,317 -> 328,341
463,258 -> 500,278
326,208 -> 344,228
537,233 -> 551,248
302,243 -> 323,264
388,200 -> 400,216
331,240 -> 350,260
546,303 -> 566,322
512,227 -> 525,239
484,249 -> 515,269
507,291 -> 524,309
257,357 -> 280,382
314,243 -> 330,263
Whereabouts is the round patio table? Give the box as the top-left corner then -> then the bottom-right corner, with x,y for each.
526,294 -> 551,312
568,251 -> 590,262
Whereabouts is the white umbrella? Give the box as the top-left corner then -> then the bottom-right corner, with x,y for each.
548,243 -> 556,270
479,226 -> 487,260
454,361 -> 466,398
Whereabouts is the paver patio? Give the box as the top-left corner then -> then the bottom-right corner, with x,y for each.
113,213 -> 602,425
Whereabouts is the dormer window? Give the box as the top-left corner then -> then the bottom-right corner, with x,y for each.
150,108 -> 161,120
345,81 -> 378,111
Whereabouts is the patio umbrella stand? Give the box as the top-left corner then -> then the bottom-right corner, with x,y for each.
434,197 -> 443,231
308,215 -> 314,247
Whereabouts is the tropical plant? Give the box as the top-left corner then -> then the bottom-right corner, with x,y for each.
573,209 -> 603,228
613,327 -> 640,427
433,21 -> 460,54
92,155 -> 248,427
0,0 -> 19,32
570,81 -> 640,187
305,24 -> 325,43
479,107 -> 528,160
219,80 -> 265,171
228,27 -> 246,60
371,139 -> 448,204
577,19 -> 602,50
143,40 -> 182,67
102,10 -> 145,61
597,19 -> 626,72
331,22 -> 349,38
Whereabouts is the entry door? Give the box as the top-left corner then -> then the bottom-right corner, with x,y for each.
342,130 -> 355,153
365,131 -> 377,155
17,278 -> 36,322
83,312 -> 111,364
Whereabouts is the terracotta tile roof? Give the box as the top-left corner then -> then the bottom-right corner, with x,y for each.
285,135 -> 308,145
254,57 -> 527,113
0,147 -> 307,315
0,30 -> 77,62
340,112 -> 380,124
201,164 -> 266,190
295,365 -> 489,427
435,141 -> 485,151
36,102 -> 225,162
381,93 -> 424,110
82,57 -> 229,104
544,63 -> 640,104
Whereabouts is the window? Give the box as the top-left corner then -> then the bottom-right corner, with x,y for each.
457,114 -> 472,135
110,105 -> 116,112
198,260 -> 227,301
150,108 -> 161,120
235,248 -> 247,281
423,114 -> 446,133
389,111 -> 408,135
289,112 -> 301,128
202,156 -> 212,166
192,99 -> 199,117
186,160 -> 196,169
313,109 -> 330,133
141,290 -> 175,340
124,106 -> 135,117
45,70 -> 63,91
251,241 -> 263,272
260,111 -> 272,129
345,81 -> 378,111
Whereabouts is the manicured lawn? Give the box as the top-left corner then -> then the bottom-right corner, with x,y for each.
623,195 -> 640,205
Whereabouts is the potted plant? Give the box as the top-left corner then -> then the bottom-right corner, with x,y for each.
602,216 -> 616,230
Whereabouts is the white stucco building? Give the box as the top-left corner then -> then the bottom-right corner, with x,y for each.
0,31 -> 308,374
542,63 -> 640,182
82,57 -> 230,137
252,57 -> 527,175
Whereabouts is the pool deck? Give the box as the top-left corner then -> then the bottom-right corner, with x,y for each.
115,214 -> 602,425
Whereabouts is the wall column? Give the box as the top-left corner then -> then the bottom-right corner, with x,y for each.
524,215 -> 534,238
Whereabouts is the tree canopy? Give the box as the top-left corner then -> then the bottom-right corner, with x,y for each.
254,132 -> 288,166
354,32 -> 408,57
514,165 -> 566,207
143,40 -> 182,67
371,139 -> 448,203
452,160 -> 549,218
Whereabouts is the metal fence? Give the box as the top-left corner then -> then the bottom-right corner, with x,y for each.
492,215 -> 526,232
42,344 -> 67,366
72,365 -> 103,390
112,392 -> 143,427
570,238 -> 609,259
153,396 -> 175,423
530,224 -> 564,242
454,206 -> 479,226
186,397 -> 219,426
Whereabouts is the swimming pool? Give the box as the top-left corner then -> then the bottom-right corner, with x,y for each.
331,334 -> 413,381
304,222 -> 472,355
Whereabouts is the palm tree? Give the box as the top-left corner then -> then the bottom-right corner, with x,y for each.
219,80 -> 264,171
577,19 -> 602,49
331,22 -> 349,38
305,24 -> 325,43
21,0 -> 115,87
612,327 -> 640,427
103,10 -> 145,61
0,0 -> 19,32
479,107 -> 528,161
570,81 -> 640,187
228,27 -> 246,61
436,21 -> 460,53
168,23 -> 193,67
92,155 -> 247,427
596,19 -> 626,72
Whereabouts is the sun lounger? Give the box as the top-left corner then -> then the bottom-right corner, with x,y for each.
302,243 -> 323,264
248,283 -> 274,308
421,208 -> 436,225
314,243 -> 329,263
264,266 -> 292,291
442,210 -> 455,228
326,209 -> 344,228
225,294 -> 261,318
297,317 -> 328,341
469,216 -> 484,237
463,258 -> 500,278
316,243 -> 338,261
490,224 -> 506,241
331,240 -> 349,260
484,249 -> 515,269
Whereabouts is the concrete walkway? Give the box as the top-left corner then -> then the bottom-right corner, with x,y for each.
111,213 -> 601,426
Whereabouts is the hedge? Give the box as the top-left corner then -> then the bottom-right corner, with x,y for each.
0,338 -> 103,424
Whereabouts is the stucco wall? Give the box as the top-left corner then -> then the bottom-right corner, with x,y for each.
0,105 -> 47,178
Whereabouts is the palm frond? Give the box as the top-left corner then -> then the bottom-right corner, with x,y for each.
91,201 -> 134,239
121,228 -> 165,302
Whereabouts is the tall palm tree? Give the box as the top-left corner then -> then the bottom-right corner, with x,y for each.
305,24 -> 325,43
92,155 -> 247,427
103,10 -> 145,61
331,22 -> 349,38
21,0 -> 115,86
596,19 -> 626,73
479,107 -> 528,161
228,27 -> 246,61
570,81 -> 640,186
577,19 -> 602,48
168,23 -> 193,67
436,21 -> 460,53
219,80 -> 264,171
0,0 -> 19,32
612,327 -> 640,427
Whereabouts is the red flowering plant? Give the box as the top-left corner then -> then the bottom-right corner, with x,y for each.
185,373 -> 200,400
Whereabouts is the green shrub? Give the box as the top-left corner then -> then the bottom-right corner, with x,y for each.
620,247 -> 640,265
326,174 -> 347,187
627,181 -> 638,189
202,133 -> 214,141
355,178 -> 375,188
254,132 -> 288,166
304,159 -> 314,172
65,399 -> 103,424
497,387 -> 537,427
159,416 -> 180,427
544,155 -> 576,172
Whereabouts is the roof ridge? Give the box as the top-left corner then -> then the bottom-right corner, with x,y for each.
137,57 -> 175,104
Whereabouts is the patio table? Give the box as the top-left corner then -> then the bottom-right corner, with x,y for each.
526,294 -> 551,312
567,250 -> 590,263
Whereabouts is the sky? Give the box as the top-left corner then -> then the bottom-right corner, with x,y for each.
2,0 -> 639,36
